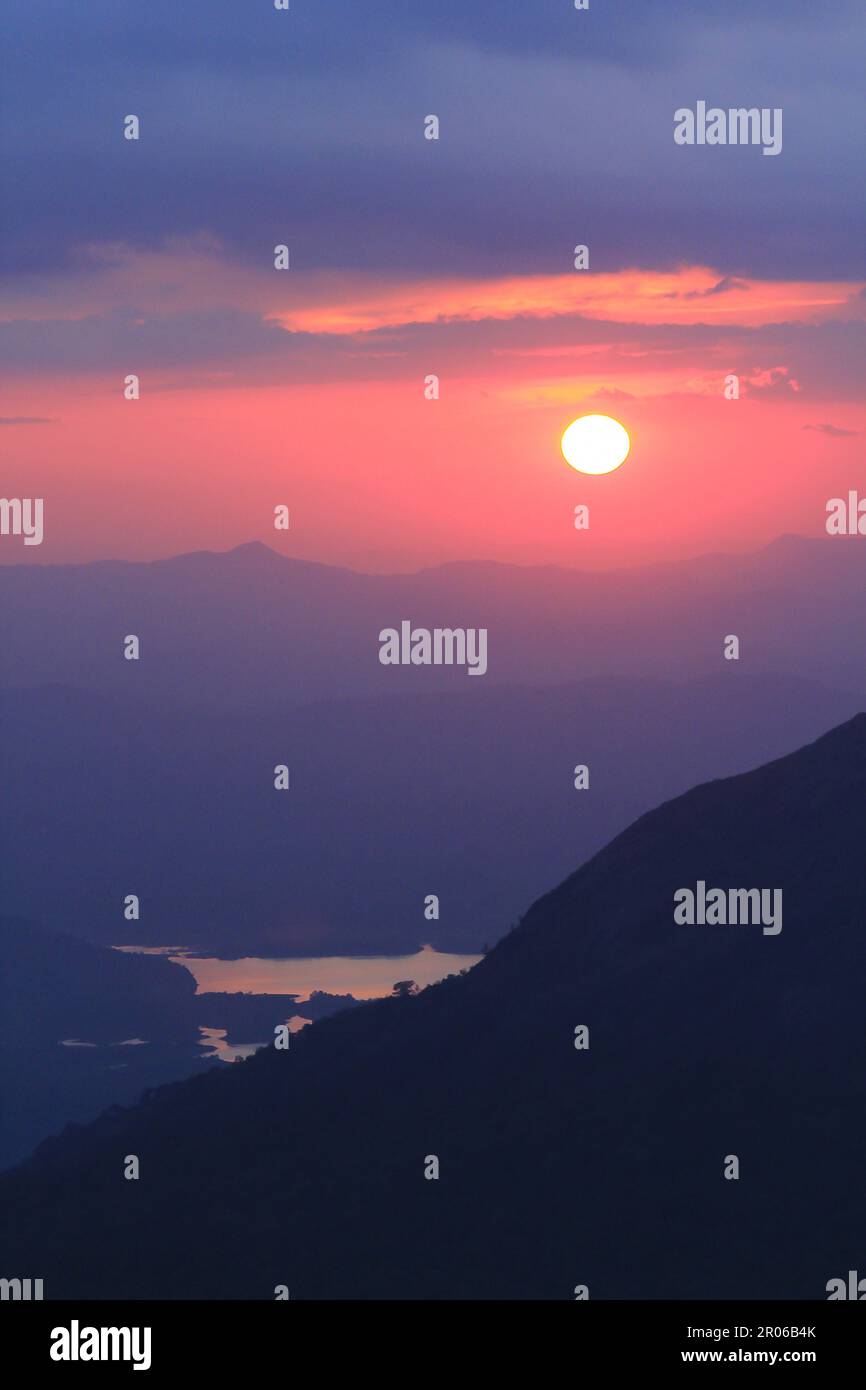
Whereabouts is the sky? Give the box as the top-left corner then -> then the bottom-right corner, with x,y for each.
1,0 -> 864,569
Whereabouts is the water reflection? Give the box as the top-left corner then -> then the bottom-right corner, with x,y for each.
199,1017 -> 311,1064
172,942 -> 481,999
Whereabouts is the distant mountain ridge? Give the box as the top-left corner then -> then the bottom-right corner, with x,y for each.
2,534 -> 865,703
3,716 -> 864,1299
2,671 -> 861,954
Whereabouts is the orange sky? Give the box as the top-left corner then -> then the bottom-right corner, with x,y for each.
2,260 -> 863,570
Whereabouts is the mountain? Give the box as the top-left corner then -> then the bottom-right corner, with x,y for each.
4,533 -> 865,958
3,717 -> 864,1298
0,918 -> 364,1170
1,672 -> 861,953
2,535 -> 866,704
0,918 -> 207,1171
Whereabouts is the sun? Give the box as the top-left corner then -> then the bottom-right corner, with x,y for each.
560,414 -> 630,475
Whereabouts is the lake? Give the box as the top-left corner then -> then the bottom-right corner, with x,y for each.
113,943 -> 483,1061
116,941 -> 481,1001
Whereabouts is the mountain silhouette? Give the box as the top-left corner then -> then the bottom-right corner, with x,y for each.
2,672 -> 861,955
3,535 -> 866,704
0,917 -> 209,1171
2,717 -> 865,1298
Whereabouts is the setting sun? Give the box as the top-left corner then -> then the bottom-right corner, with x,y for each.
560,414 -> 631,475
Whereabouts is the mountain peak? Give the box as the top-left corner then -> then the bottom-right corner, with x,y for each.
3,715 -> 865,1299
224,540 -> 283,561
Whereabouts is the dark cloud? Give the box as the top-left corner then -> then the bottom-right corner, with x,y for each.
1,1 -> 863,280
7,1 -> 845,76
803,422 -> 860,437
663,276 -> 751,300
591,387 -> 637,402
2,303 -> 862,403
